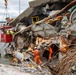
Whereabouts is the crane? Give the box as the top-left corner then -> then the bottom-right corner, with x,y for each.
4,0 -> 8,18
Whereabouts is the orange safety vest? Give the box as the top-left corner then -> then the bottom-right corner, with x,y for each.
33,50 -> 40,57
48,47 -> 53,54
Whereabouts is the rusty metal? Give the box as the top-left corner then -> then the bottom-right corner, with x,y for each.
36,0 -> 76,24
13,0 -> 76,36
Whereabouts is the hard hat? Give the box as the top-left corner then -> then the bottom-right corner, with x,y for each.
6,30 -> 10,34
10,30 -> 14,35
34,47 -> 37,50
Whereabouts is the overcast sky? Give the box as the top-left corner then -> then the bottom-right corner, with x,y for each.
0,0 -> 33,21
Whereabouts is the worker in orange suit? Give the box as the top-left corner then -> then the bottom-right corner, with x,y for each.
48,46 -> 53,60
32,47 -> 42,65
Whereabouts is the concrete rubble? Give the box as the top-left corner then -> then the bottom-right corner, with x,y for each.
0,64 -> 31,75
0,0 -> 76,75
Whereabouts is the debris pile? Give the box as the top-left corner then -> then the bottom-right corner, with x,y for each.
1,0 -> 76,75
53,47 -> 76,75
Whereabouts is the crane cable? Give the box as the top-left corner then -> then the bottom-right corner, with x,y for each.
4,0 -> 8,7
4,0 -> 8,18
2,0 -> 10,24
1,0 -> 8,23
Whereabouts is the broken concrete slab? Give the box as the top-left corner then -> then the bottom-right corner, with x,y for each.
0,64 -> 31,75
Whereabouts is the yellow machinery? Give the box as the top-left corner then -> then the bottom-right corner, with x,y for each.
32,16 -> 39,24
